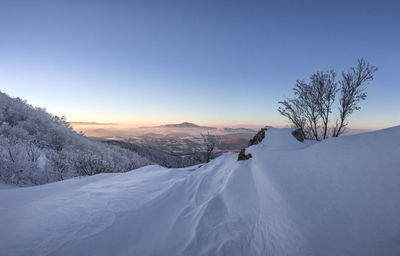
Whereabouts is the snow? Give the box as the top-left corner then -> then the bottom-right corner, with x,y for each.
0,181 -> 16,190
1,127 -> 400,256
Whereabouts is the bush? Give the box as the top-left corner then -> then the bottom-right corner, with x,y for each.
0,91 -> 151,186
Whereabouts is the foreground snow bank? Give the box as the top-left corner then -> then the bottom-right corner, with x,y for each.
1,127 -> 400,256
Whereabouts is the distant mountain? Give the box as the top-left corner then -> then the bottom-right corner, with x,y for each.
163,122 -> 200,128
141,122 -> 216,129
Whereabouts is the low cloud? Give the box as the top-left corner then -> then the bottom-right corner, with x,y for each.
70,121 -> 119,126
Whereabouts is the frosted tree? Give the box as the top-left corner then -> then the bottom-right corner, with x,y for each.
333,59 -> 378,137
0,91 -> 151,186
278,59 -> 377,140
278,98 -> 307,138
200,132 -> 220,163
293,79 -> 321,140
312,70 -> 338,139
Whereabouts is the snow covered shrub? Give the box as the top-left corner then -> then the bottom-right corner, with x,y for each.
0,137 -> 42,185
74,152 -> 108,176
0,91 -> 151,186
46,149 -> 71,181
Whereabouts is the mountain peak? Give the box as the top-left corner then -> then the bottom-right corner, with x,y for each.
163,122 -> 200,128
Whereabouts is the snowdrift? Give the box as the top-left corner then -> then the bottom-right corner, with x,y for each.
1,127 -> 400,256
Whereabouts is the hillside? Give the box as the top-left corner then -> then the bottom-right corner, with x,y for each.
1,126 -> 399,255
0,91 -> 151,186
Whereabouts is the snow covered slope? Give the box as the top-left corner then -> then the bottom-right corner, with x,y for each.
1,127 -> 400,256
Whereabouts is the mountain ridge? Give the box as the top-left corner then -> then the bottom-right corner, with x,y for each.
139,122 -> 216,129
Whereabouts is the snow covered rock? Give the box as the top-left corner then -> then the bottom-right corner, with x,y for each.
237,148 -> 252,160
247,127 -> 267,146
291,128 -> 305,142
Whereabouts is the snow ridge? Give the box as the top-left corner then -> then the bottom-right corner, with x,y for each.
1,127 -> 400,255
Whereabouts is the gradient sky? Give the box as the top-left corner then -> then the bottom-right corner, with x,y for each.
0,0 -> 399,129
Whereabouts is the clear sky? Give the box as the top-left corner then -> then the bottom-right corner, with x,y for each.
0,0 -> 399,129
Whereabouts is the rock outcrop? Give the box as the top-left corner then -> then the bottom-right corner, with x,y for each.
238,127 -> 304,161
238,148 -> 252,161
291,128 -> 305,142
247,128 -> 267,146
238,128 -> 267,161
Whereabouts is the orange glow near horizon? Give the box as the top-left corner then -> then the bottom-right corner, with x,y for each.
69,119 -> 392,132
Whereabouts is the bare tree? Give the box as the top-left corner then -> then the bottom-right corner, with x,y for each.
279,79 -> 323,141
278,98 -> 307,138
294,80 -> 321,140
200,132 -> 220,163
312,70 -> 338,139
278,58 -> 377,140
333,59 -> 378,137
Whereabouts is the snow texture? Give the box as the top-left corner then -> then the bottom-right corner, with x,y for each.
1,127 -> 400,256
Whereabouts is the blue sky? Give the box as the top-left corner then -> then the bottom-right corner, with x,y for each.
0,0 -> 399,128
